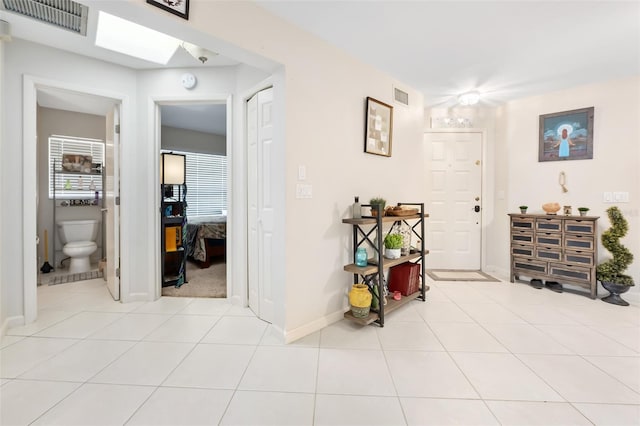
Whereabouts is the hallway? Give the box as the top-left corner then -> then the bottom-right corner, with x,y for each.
1,277 -> 639,425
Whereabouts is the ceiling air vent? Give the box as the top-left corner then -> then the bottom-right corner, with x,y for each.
394,87 -> 409,106
1,0 -> 88,35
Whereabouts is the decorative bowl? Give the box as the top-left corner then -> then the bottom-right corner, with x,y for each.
542,202 -> 561,215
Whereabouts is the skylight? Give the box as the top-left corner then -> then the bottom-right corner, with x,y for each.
95,11 -> 180,65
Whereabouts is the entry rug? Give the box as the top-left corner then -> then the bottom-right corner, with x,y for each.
50,270 -> 103,285
426,269 -> 499,282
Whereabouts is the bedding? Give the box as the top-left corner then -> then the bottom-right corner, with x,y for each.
186,215 -> 227,263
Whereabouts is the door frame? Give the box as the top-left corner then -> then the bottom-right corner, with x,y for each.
23,75 -> 127,323
424,128 -> 489,271
150,95 -> 233,300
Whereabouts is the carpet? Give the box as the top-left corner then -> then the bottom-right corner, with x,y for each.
426,269 -> 499,282
162,259 -> 227,298
49,270 -> 103,285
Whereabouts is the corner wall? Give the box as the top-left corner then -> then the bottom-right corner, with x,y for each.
493,75 -> 640,297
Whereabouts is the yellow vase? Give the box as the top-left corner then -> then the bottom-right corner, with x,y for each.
349,284 -> 372,318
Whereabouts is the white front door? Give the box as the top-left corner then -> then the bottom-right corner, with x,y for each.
424,131 -> 482,269
105,105 -> 120,300
247,88 -> 274,323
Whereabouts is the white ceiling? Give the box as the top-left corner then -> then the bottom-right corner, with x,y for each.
161,104 -> 227,135
256,1 -> 640,107
4,0 -> 638,116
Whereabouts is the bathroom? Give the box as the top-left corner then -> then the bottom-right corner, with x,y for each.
36,97 -> 109,286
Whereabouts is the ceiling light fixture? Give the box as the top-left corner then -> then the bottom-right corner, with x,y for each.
181,41 -> 218,64
95,12 -> 180,64
458,91 -> 481,106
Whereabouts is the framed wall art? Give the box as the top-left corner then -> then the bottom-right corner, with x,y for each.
364,97 -> 393,157
147,0 -> 189,20
539,107 -> 594,162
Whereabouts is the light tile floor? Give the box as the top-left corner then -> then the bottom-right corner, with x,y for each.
1,278 -> 639,425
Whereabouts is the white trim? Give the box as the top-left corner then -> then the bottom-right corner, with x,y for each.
22,75 -> 127,324
2,316 -> 25,337
150,94 -> 232,301
283,309 -> 345,344
424,128 -> 489,272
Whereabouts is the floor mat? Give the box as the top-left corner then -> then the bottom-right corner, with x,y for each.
426,269 -> 499,282
49,270 -> 103,285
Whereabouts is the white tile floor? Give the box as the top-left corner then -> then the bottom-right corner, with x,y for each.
1,278 -> 639,425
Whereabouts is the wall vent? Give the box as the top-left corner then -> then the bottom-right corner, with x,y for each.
1,0 -> 88,35
394,87 -> 409,106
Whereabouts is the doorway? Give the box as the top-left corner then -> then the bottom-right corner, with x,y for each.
23,76 -> 123,322
156,101 -> 231,299
424,131 -> 484,270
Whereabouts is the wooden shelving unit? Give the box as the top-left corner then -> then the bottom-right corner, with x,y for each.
342,203 -> 429,327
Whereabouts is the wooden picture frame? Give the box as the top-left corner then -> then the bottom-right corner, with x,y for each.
364,97 -> 393,157
147,0 -> 189,20
539,107 -> 594,162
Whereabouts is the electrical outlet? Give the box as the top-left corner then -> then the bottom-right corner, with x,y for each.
296,184 -> 312,199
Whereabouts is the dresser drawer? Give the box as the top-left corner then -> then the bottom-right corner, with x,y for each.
511,244 -> 534,257
511,230 -> 534,245
536,247 -> 562,262
536,218 -> 562,232
513,258 -> 547,274
511,217 -> 534,230
564,250 -> 595,266
536,232 -> 562,248
564,234 -> 595,251
565,220 -> 596,234
549,263 -> 591,283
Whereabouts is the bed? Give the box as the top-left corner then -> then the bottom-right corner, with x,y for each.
186,215 -> 227,268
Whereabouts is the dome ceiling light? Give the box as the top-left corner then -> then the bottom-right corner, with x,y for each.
458,91 -> 481,106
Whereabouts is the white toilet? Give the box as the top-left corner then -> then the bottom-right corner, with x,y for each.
57,219 -> 99,274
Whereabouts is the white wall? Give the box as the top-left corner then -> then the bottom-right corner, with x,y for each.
493,75 -> 640,297
165,1 -> 426,338
1,39 -> 137,325
161,125 -> 226,155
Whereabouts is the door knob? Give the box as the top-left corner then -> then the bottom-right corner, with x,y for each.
474,205 -> 481,212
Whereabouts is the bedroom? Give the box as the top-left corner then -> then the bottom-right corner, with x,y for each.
160,103 -> 228,298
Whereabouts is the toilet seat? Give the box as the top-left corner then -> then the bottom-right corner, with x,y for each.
64,241 -> 97,250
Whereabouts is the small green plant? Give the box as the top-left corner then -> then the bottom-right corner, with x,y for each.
384,233 -> 403,249
578,207 -> 589,212
370,197 -> 386,208
519,205 -> 528,210
596,206 -> 634,286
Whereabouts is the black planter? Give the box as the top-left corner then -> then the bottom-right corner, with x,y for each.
600,281 -> 632,306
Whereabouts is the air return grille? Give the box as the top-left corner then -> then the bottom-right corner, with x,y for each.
1,0 -> 88,35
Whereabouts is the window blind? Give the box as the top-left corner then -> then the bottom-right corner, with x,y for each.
48,136 -> 105,199
164,150 -> 227,217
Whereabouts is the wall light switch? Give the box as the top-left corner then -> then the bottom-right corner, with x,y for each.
603,192 -> 613,203
614,192 -> 630,203
298,165 -> 306,181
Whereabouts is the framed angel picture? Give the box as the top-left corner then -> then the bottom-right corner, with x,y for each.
147,0 -> 189,20
539,107 -> 594,162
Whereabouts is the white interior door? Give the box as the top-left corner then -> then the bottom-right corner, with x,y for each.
425,132 -> 482,269
247,87 -> 274,323
105,105 -> 120,300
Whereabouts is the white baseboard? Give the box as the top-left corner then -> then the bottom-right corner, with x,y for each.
284,309 -> 345,344
483,265 -> 510,281
1,315 -> 25,338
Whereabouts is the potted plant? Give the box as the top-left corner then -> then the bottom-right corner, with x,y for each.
596,206 -> 635,306
519,205 -> 528,214
578,207 -> 589,216
369,197 -> 386,217
384,233 -> 403,259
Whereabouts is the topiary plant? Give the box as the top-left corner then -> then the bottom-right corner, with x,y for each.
384,233 -> 403,249
596,206 -> 634,286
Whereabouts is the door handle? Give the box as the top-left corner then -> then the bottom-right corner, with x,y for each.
474,205 -> 481,213
101,208 -> 108,212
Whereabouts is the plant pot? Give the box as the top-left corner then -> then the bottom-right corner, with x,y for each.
579,210 -> 588,216
384,248 -> 401,259
600,281 -> 631,306
520,209 -> 527,214
349,283 -> 372,318
370,208 -> 385,217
